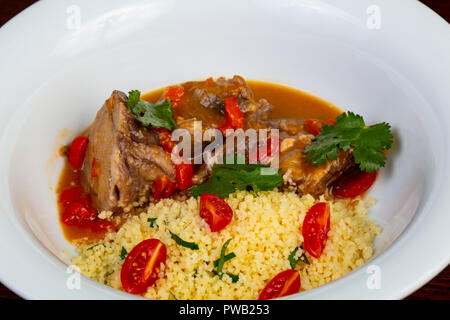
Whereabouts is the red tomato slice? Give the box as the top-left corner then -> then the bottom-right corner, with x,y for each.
152,174 -> 177,201
68,136 -> 88,170
59,186 -> 81,206
326,120 -> 336,126
219,96 -> 243,135
175,162 -> 193,190
199,194 -> 233,232
61,202 -> 94,226
163,86 -> 184,108
258,269 -> 301,300
302,202 -> 330,259
333,170 -> 377,198
121,239 -> 167,294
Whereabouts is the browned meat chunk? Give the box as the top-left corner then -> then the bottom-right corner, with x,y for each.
278,133 -> 355,197
81,91 -> 175,212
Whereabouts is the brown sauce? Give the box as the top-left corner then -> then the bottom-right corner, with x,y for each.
58,80 -> 341,244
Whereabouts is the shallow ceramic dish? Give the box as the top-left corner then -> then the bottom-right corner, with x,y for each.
0,0 -> 449,299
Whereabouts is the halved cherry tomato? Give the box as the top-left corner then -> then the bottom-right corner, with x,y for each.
68,136 -> 88,170
121,239 -> 167,294
175,162 -> 194,190
302,202 -> 330,259
153,128 -> 177,153
219,96 -> 243,136
333,170 -> 377,198
258,269 -> 301,300
91,157 -> 98,178
59,186 -> 81,206
163,86 -> 184,108
199,194 -> 233,232
152,174 -> 177,201
61,202 -> 94,226
326,120 -> 336,126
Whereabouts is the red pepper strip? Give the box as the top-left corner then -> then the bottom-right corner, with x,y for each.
68,136 -> 88,170
163,86 -> 184,108
153,128 -> 194,192
175,162 -> 194,190
219,96 -> 243,136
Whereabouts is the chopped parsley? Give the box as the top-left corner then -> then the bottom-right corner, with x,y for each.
304,112 -> 393,173
288,246 -> 310,269
147,217 -> 157,228
213,239 -> 239,283
86,243 -> 104,251
169,231 -> 199,250
120,247 -> 128,260
127,90 -> 176,130
191,154 -> 283,198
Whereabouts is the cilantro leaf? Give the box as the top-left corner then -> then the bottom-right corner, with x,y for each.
127,90 -> 176,130
120,247 -> 128,260
304,112 -> 393,173
288,246 -> 309,269
147,217 -> 157,228
169,231 -> 199,250
213,239 -> 238,282
190,154 -> 283,198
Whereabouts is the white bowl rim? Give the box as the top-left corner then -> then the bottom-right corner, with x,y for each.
0,0 -> 449,300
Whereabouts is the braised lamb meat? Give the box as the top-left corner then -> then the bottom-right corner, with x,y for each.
81,90 -> 175,212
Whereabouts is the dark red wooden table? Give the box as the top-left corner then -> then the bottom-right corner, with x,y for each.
0,0 -> 449,300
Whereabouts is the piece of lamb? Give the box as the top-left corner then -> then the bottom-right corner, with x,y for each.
81,90 -> 175,212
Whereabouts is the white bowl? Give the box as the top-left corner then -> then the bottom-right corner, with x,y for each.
0,0 -> 449,300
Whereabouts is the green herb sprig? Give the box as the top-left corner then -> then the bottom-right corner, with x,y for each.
147,218 -> 157,228
304,112 -> 393,173
213,239 -> 239,283
127,90 -> 176,130
288,246 -> 310,269
191,154 -> 283,198
120,247 -> 128,260
169,231 -> 199,250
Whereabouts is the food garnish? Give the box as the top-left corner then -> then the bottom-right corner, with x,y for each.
191,154 -> 283,198
302,203 -> 330,259
304,112 -> 393,173
288,246 -> 310,269
213,239 -> 239,283
258,269 -> 301,300
127,90 -> 176,130
199,194 -> 233,232
147,218 -> 157,228
120,247 -> 128,260
120,239 -> 167,294
169,231 -> 199,250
